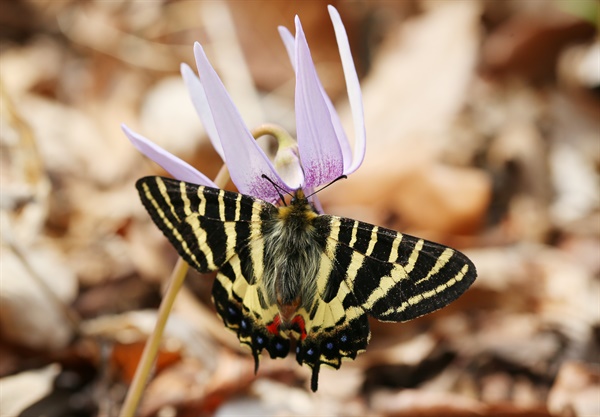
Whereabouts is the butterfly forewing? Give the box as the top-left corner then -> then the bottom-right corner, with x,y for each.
136,176 -> 270,272
320,216 -> 477,322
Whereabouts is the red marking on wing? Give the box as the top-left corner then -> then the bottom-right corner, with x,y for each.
266,314 -> 307,340
266,315 -> 281,335
291,315 -> 307,340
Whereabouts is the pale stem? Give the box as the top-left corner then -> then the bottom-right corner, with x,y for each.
118,164 -> 229,417
252,123 -> 296,148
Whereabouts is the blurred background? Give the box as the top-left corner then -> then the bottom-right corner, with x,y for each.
1,0 -> 598,416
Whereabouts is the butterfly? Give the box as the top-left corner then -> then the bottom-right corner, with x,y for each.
136,176 -> 476,391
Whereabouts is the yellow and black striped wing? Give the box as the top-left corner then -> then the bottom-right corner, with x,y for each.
291,215 -> 475,390
293,273 -> 370,391
136,176 -> 291,364
212,270 -> 291,368
322,215 -> 477,322
136,176 -> 270,273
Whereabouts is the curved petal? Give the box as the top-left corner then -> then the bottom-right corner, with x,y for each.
277,26 -> 295,69
122,124 -> 217,187
180,63 -> 224,160
193,43 -> 300,200
321,82 -> 352,171
328,5 -> 366,175
279,25 -> 352,170
294,17 -> 344,188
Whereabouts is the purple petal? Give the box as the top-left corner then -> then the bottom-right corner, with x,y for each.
122,124 -> 217,187
279,24 -> 352,170
180,63 -> 224,160
277,26 -> 295,69
193,43 -> 300,201
294,17 -> 344,188
321,80 -> 353,171
328,5 -> 366,175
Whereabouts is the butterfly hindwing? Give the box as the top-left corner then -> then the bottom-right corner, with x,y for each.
213,272 -> 290,368
292,231 -> 371,391
296,284 -> 371,391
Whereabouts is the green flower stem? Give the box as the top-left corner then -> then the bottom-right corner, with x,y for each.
118,164 -> 230,417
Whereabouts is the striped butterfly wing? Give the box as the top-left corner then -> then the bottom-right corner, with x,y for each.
324,216 -> 477,322
136,176 -> 262,272
294,215 -> 476,390
290,216 -> 371,391
136,176 -> 290,366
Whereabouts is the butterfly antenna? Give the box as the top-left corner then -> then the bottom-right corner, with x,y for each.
261,174 -> 292,206
305,175 -> 347,199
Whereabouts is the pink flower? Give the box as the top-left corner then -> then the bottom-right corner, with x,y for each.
123,6 -> 365,203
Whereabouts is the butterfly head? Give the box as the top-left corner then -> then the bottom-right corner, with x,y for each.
278,189 -> 318,222
290,189 -> 307,205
